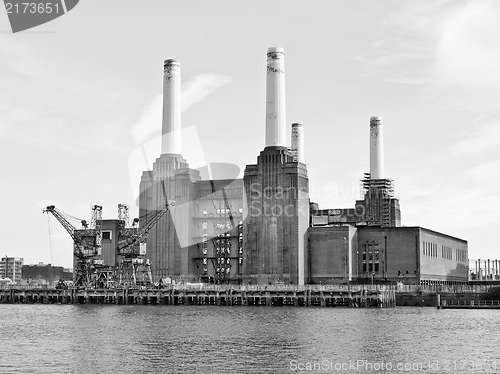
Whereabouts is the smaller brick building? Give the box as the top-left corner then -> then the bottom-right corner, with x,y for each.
308,225 -> 468,285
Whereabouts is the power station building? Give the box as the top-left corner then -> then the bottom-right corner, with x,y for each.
137,47 -> 469,286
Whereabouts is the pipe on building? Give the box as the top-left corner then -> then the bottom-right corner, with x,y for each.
291,123 -> 304,163
369,116 -> 385,180
265,47 -> 286,147
161,59 -> 182,155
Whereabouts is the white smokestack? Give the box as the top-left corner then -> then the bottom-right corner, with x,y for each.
161,59 -> 182,155
291,123 -> 304,163
369,116 -> 384,179
265,47 -> 286,148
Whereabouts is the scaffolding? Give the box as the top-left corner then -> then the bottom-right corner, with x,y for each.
193,203 -> 243,284
361,173 -> 396,227
469,259 -> 500,281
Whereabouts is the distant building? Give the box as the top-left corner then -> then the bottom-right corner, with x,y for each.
21,263 -> 72,285
0,256 -> 24,283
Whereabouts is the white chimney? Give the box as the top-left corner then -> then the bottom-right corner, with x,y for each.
161,59 -> 181,155
369,116 -> 385,179
265,47 -> 286,148
291,123 -> 304,163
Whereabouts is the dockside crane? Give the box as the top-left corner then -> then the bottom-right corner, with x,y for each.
43,205 -> 104,288
116,200 -> 175,286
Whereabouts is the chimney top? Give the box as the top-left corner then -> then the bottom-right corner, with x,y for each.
267,47 -> 285,55
292,123 -> 303,127
164,59 -> 180,69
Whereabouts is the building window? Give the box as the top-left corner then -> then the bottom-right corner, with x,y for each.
102,231 -> 112,240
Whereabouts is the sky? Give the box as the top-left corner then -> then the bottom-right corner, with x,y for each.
1,0 -> 499,268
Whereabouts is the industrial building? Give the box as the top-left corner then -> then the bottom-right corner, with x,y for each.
469,259 -> 500,281
0,256 -> 24,284
131,47 -> 469,286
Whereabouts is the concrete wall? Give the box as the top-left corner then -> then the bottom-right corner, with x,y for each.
308,225 -> 357,284
357,227 -> 419,284
419,228 -> 468,283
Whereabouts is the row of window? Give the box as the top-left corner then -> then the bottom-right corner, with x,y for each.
362,263 -> 380,273
362,243 -> 379,252
362,242 -> 381,273
456,248 -> 467,262
216,248 -> 231,255
362,251 -> 380,261
202,221 -> 244,230
202,208 -> 244,215
201,246 -> 244,256
216,222 -> 232,230
422,241 -> 467,262
442,246 -> 452,260
423,241 -> 438,257
201,221 -> 244,276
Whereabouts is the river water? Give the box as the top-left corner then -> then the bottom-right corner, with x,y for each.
0,305 -> 498,373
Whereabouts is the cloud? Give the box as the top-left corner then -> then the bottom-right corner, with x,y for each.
351,0 -> 500,99
351,1 -> 449,83
130,94 -> 163,144
130,74 -> 232,143
181,74 -> 232,111
430,1 -> 500,114
436,1 -> 500,88
453,123 -> 500,155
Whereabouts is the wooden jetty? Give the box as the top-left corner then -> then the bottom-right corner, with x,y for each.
0,285 -> 395,308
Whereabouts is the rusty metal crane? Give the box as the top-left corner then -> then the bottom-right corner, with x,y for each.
116,200 -> 175,286
43,205 -> 104,288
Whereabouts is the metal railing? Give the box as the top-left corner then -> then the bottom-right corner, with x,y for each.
1,283 -> 497,293
170,284 -> 394,293
442,299 -> 500,307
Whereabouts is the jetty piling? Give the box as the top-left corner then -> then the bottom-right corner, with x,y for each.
0,285 -> 397,308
